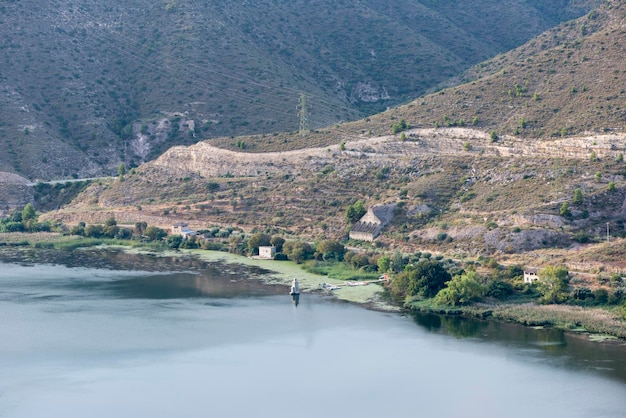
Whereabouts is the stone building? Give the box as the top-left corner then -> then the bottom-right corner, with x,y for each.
349,204 -> 396,241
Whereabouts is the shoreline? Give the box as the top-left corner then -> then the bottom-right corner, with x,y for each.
124,246 -> 398,312
407,299 -> 626,342
116,246 -> 626,341
0,234 -> 623,341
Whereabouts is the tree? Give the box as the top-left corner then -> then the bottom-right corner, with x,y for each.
145,225 -> 166,241
2,222 -> 25,232
84,224 -> 104,238
572,188 -> 583,205
537,266 -> 570,304
315,240 -> 346,261
390,260 -> 451,299
116,228 -> 133,240
270,236 -> 285,252
21,203 -> 36,223
283,241 -> 313,264
166,234 -> 183,249
135,221 -> 147,236
391,251 -> 406,273
377,255 -> 392,273
344,251 -> 369,269
21,203 -> 37,231
103,217 -> 119,238
345,200 -> 367,224
118,163 -> 126,178
559,202 -> 571,217
247,233 -> 271,256
486,279 -> 514,299
70,224 -> 85,236
435,271 -> 485,306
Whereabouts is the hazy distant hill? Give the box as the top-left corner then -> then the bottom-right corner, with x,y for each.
0,0 -> 600,179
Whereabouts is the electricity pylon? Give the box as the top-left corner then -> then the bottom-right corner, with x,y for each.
298,93 -> 310,136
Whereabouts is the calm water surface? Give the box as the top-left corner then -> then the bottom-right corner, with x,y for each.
1,249 -> 625,418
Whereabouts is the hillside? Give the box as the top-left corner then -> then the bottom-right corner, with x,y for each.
35,0 -> 626,276
43,126 -> 626,274
354,0 -> 626,139
0,0 -> 601,179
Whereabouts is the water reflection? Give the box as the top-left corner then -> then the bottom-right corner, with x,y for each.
0,248 -> 289,300
104,272 -> 286,299
291,293 -> 300,307
410,311 -> 626,383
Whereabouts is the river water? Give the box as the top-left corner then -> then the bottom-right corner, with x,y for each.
1,249 -> 625,418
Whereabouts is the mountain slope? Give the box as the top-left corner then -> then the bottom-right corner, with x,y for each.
0,0 -> 601,179
39,0 -> 626,266
355,0 -> 626,139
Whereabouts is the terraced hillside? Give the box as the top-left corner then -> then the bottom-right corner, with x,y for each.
44,126 -> 626,275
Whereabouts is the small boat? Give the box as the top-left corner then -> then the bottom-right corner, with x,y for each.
321,282 -> 341,291
289,278 -> 300,295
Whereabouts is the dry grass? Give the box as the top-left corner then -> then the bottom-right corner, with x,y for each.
0,232 -> 65,245
491,302 -> 626,338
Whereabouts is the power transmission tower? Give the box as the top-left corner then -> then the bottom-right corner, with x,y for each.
298,93 -> 310,136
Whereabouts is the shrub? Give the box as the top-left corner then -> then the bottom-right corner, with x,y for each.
593,288 -> 609,304
608,182 -> 616,192
573,287 -> 593,300
391,119 -> 409,134
487,279 -> 514,299
573,232 -> 590,243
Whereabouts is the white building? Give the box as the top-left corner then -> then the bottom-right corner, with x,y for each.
171,222 -> 197,239
258,246 -> 276,259
523,268 -> 539,284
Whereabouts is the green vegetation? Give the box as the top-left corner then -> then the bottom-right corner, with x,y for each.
0,205 -> 51,233
434,270 -> 484,306
537,265 -> 570,304
608,181 -> 616,192
391,119 -> 409,134
573,188 -> 583,204
345,200 -> 367,224
389,259 -> 451,299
